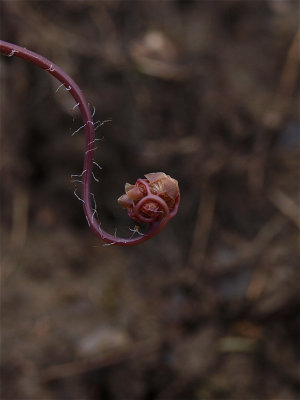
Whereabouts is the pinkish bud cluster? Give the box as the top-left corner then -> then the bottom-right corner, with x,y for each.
118,172 -> 180,224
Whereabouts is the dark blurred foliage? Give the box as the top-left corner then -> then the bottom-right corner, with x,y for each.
0,1 -> 299,399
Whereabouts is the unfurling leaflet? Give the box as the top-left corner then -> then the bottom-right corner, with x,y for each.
118,172 -> 179,224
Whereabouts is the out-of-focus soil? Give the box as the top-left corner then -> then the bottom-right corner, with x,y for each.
1,1 -> 299,399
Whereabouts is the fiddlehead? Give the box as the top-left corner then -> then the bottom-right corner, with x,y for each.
0,40 -> 180,246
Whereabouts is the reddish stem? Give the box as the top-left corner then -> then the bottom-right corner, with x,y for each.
0,40 -> 179,246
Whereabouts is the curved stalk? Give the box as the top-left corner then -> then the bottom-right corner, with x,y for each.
0,40 -> 180,246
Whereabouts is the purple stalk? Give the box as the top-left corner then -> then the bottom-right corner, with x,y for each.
0,40 -> 180,246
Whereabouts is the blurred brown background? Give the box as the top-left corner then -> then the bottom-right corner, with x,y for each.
1,1 -> 299,399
